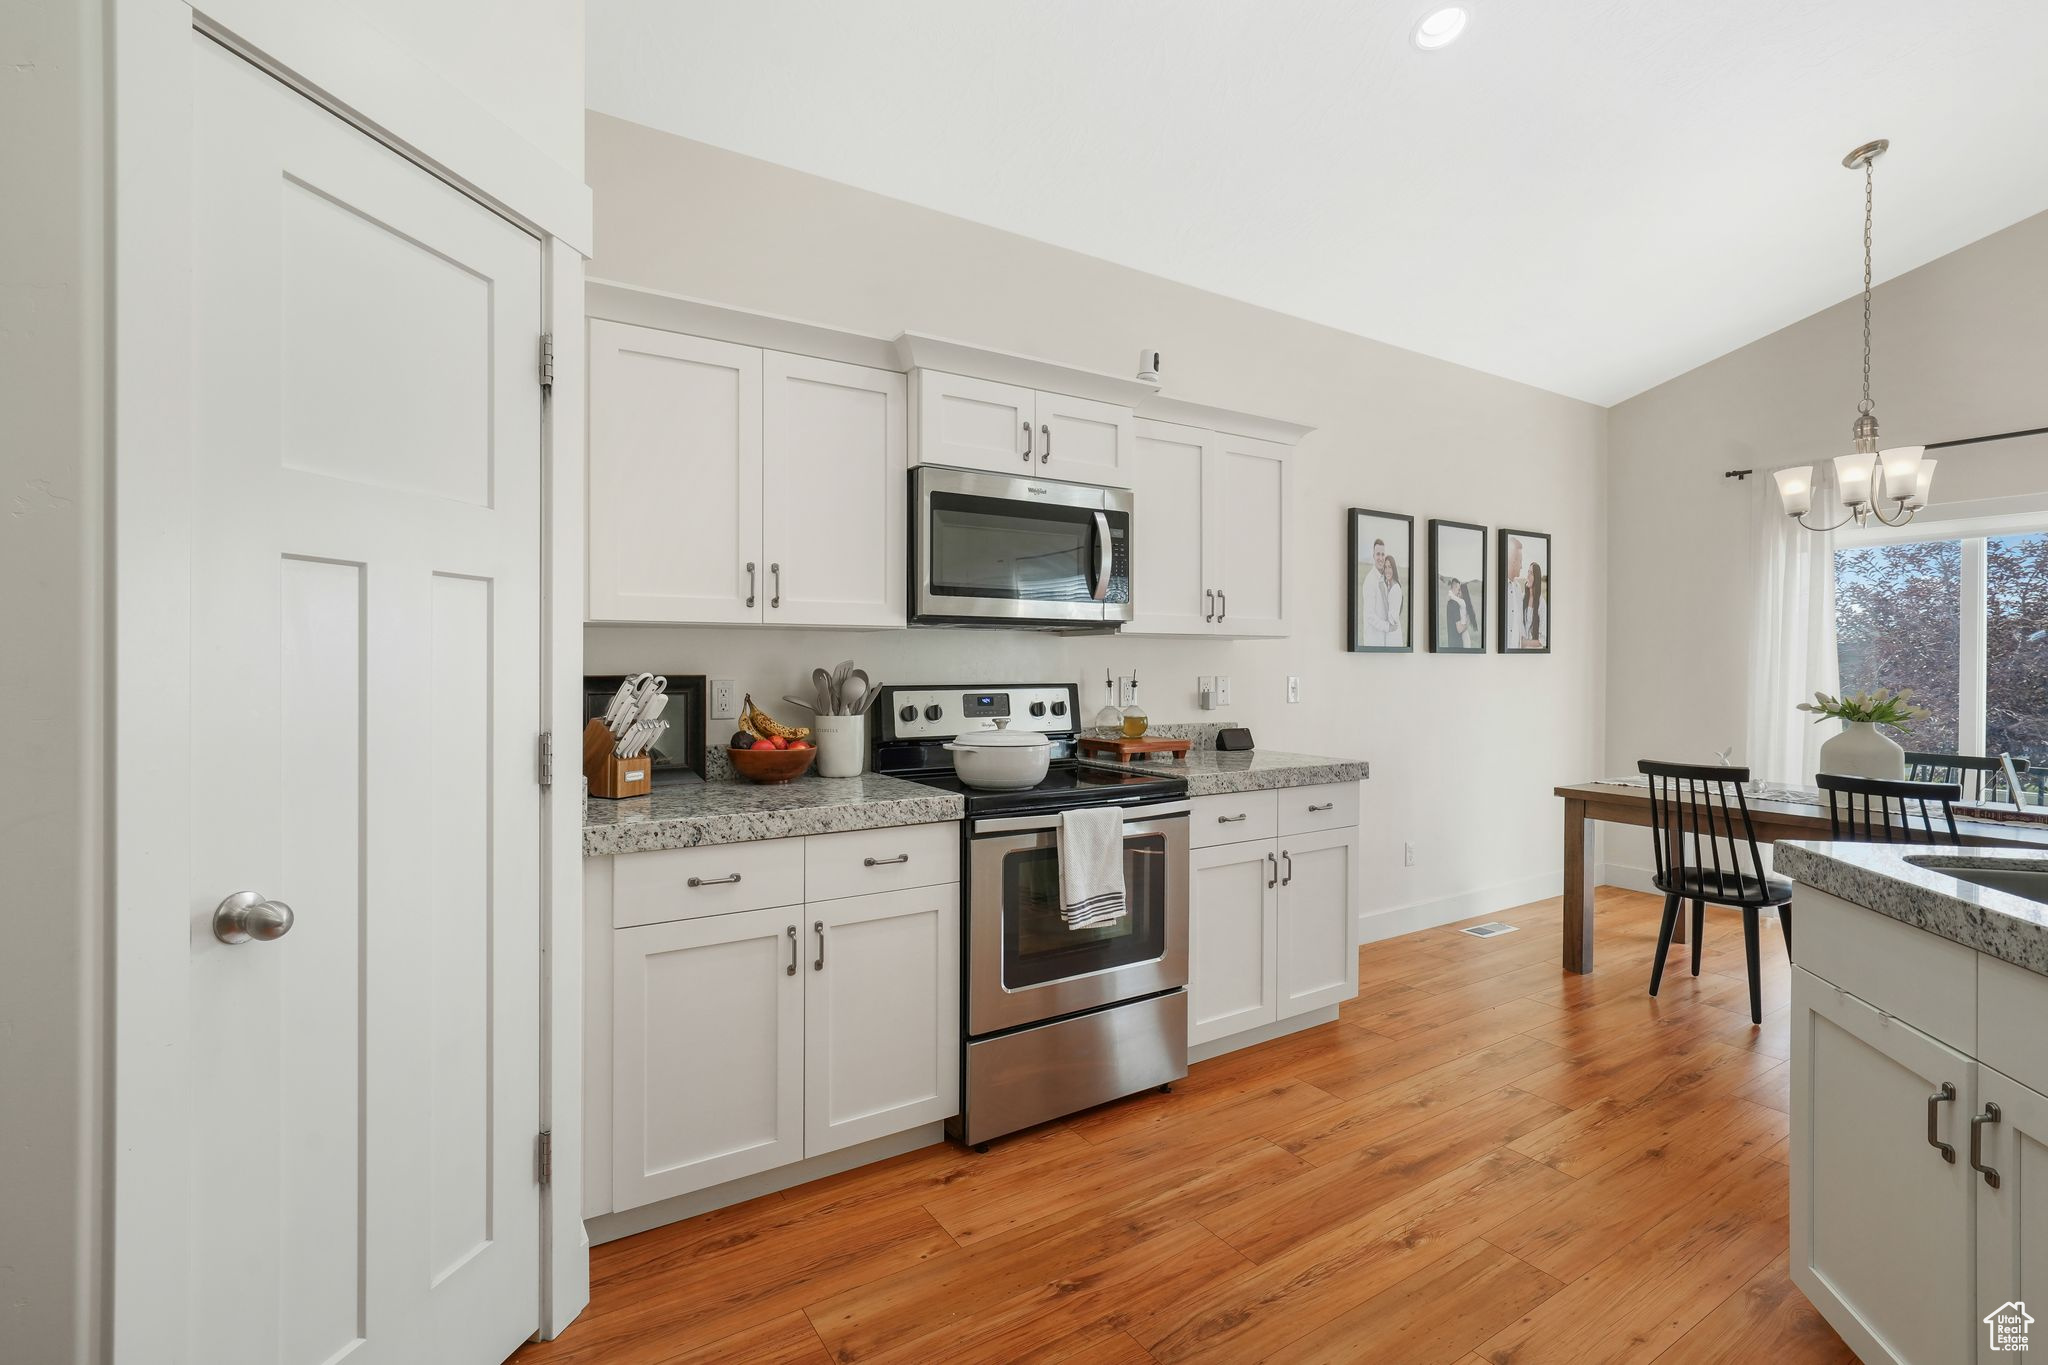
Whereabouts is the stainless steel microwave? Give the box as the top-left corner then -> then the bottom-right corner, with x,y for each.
910,465 -> 1133,628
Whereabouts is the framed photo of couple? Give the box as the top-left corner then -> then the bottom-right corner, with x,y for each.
1347,508 -> 1414,652
1497,528 -> 1551,654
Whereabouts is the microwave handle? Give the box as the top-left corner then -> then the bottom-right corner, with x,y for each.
1091,511 -> 1112,602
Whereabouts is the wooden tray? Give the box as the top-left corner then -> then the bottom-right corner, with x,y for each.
1078,735 -> 1191,763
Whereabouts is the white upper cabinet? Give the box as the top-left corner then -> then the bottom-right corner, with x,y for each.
588,321 -> 763,624
762,352 -> 906,628
1127,419 -> 1292,638
588,321 -> 906,627
913,370 -> 1137,489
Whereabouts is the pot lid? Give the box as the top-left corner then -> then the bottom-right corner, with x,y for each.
949,718 -> 1050,749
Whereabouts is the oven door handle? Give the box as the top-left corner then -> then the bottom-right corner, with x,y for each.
972,801 -> 1191,836
1091,511 -> 1112,602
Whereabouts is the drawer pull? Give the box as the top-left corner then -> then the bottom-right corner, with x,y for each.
863,854 -> 910,867
1217,813 -> 1248,824
1972,1102 -> 2003,1189
785,925 -> 798,976
1926,1082 -> 1956,1163
687,873 -> 743,888
1307,802 -> 1335,813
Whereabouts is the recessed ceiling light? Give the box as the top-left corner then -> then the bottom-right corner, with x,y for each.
1412,6 -> 1469,50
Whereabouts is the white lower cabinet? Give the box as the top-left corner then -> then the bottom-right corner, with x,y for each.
1790,885 -> 2048,1365
1189,790 -> 1358,1052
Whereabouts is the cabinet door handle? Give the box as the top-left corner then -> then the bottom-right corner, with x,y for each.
813,920 -> 826,972
745,561 -> 757,609
1266,851 -> 1278,889
1281,850 -> 1294,885
1217,813 -> 1248,824
687,873 -> 742,888
1205,588 -> 1215,622
863,854 -> 909,867
1217,590 -> 1227,622
769,562 -> 782,609
1927,1082 -> 1956,1163
786,925 -> 798,976
1022,421 -> 1033,463
1040,422 -> 1051,463
1972,1102 -> 2003,1188
1308,802 -> 1335,813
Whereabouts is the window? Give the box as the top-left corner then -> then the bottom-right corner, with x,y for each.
1834,521 -> 2048,805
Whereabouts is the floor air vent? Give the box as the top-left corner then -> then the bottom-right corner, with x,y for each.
1460,922 -> 1518,938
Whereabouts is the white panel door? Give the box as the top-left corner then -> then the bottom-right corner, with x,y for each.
613,909 -> 804,1210
1976,1066 -> 2048,1363
1126,419 -> 1216,635
1212,432 -> 1291,637
1790,967 -> 1977,1365
913,370 -> 1036,475
189,35 -> 542,1365
588,321 -> 764,623
1278,826 -> 1360,1018
1036,391 -> 1136,488
804,885 -> 961,1156
1188,842 -> 1280,1046
763,352 -> 907,628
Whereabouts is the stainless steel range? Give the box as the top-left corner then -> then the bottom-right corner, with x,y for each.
872,682 -> 1190,1148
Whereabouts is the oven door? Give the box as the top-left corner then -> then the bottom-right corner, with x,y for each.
914,465 -> 1133,625
966,804 -> 1187,1036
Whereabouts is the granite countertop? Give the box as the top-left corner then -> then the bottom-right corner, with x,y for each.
1079,749 -> 1368,797
584,773 -> 964,857
1775,841 -> 2048,975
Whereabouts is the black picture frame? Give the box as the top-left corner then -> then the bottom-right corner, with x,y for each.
1426,519 -> 1487,654
1497,527 -> 1552,654
1346,508 -> 1414,653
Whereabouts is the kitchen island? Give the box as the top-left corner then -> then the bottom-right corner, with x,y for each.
1778,841 -> 2048,1365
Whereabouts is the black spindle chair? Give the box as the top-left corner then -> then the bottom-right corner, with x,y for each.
1906,751 -> 2030,805
1816,773 -> 1962,844
1639,760 -> 1792,1024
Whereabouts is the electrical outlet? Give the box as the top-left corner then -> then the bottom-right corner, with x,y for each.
1118,673 -> 1136,708
1403,841 -> 1417,868
1197,676 -> 1216,710
711,680 -> 739,719
1286,675 -> 1301,704
1214,676 -> 1231,706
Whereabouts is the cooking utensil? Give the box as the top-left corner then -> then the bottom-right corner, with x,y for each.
813,667 -> 835,716
779,695 -> 819,715
839,673 -> 868,717
942,719 -> 1052,790
603,677 -> 641,733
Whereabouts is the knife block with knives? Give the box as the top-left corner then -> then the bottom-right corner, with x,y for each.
583,718 -> 652,798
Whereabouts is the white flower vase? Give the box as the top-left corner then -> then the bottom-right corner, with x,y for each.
1816,721 -> 1906,781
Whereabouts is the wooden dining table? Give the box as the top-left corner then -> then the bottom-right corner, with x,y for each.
1555,780 -> 2048,973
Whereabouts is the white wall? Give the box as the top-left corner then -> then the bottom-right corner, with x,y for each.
584,114 -> 1610,932
1606,209 -> 2048,816
2,0 -> 105,1360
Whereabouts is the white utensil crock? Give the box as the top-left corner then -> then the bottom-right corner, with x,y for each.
1816,720 -> 1907,780
811,714 -> 865,778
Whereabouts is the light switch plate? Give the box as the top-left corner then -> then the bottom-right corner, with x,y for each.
1286,675 -> 1301,704
710,680 -> 739,719
1214,676 -> 1231,706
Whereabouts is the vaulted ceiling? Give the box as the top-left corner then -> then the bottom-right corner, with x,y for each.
586,1 -> 2048,405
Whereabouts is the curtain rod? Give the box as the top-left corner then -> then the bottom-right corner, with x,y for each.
1722,423 -> 2048,479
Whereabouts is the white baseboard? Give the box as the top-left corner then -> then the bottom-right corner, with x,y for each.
1598,860 -> 1659,895
1357,870 -> 1564,944
1188,1005 -> 1341,1064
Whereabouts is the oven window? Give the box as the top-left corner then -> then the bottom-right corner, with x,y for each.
929,492 -> 1098,602
1001,832 -> 1169,989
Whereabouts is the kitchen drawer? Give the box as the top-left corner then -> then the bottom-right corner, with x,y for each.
1278,782 -> 1359,837
1979,955 -> 2048,1098
805,822 -> 959,903
1794,886 -> 1976,1050
1190,790 -> 1278,849
612,838 -> 806,929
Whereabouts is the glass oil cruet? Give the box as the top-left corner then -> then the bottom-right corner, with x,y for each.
1093,669 -> 1123,731
1120,669 -> 1149,739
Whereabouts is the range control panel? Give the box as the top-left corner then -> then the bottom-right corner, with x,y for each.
881,685 -> 1076,742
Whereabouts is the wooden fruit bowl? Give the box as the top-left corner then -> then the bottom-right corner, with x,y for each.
729,745 -> 817,784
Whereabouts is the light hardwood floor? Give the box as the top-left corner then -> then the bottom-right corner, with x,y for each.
519,888 -> 1852,1364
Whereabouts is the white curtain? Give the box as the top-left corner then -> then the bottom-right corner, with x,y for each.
1744,466 -> 1844,785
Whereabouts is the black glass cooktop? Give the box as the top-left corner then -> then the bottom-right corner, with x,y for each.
904,761 -> 1187,818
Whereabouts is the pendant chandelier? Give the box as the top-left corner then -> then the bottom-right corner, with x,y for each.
1773,139 -> 1936,530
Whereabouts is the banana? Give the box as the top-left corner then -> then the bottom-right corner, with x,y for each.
742,695 -> 810,742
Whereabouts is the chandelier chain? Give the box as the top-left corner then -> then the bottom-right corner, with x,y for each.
1860,157 -> 1874,416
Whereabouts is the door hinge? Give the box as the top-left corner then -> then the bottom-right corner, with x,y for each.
536,1130 -> 553,1186
538,332 -> 555,390
538,731 -> 554,787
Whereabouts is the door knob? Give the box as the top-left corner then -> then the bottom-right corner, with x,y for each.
212,891 -> 295,944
